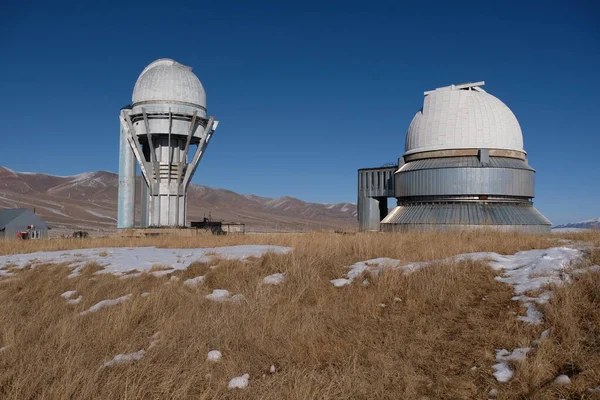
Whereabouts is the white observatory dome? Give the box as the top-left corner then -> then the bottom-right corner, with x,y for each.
132,59 -> 206,108
404,82 -> 524,156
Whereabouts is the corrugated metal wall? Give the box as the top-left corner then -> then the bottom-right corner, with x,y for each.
381,203 -> 551,229
395,157 -> 535,198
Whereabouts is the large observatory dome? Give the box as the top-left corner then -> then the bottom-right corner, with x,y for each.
404,82 -> 524,156
132,59 -> 206,108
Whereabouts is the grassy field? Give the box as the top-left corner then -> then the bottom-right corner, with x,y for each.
0,231 -> 599,399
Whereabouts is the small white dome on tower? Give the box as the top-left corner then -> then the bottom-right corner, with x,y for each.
404,82 -> 524,156
132,58 -> 206,108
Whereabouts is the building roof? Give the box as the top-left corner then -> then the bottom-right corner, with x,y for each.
132,58 -> 206,108
404,82 -> 524,156
382,203 -> 551,226
0,208 -> 28,229
0,208 -> 47,229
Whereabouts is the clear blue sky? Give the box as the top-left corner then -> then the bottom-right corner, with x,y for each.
1,1 -> 598,224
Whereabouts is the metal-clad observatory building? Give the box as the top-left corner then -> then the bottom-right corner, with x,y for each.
117,59 -> 218,228
358,81 -> 551,233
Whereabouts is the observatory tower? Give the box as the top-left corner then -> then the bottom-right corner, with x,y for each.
358,81 -> 551,233
117,59 -> 218,228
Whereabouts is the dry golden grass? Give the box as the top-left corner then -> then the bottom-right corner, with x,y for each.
0,231 -> 599,399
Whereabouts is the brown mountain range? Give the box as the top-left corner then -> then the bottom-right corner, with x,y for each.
0,167 -> 357,235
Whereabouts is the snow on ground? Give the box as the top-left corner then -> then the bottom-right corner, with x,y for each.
228,373 -> 250,389
207,350 -> 222,362
332,246 -> 595,383
148,332 -> 160,350
204,290 -> 246,304
332,247 -> 587,325
183,276 -> 205,287
263,273 -> 286,285
492,348 -> 530,382
61,290 -> 83,304
66,296 -> 83,305
0,345 -> 11,353
79,294 -> 132,316
0,269 -> 14,277
103,350 -> 146,367
103,332 -> 161,368
205,289 -> 230,302
61,290 -> 77,299
554,374 -> 572,386
0,245 -> 293,278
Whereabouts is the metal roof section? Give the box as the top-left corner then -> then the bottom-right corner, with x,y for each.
0,208 -> 29,228
381,204 -> 551,226
405,83 -> 524,156
398,156 -> 534,172
132,58 -> 206,108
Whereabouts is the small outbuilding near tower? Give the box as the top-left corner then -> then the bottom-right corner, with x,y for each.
0,209 -> 49,239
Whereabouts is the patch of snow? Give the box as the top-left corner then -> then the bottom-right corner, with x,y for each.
332,247 -> 586,326
79,294 -> 131,316
269,365 -> 276,373
554,374 -> 571,386
540,329 -> 551,340
517,302 -> 544,325
140,292 -> 151,297
228,373 -> 250,390
183,276 -> 205,287
148,332 -> 160,350
66,296 -> 83,305
488,388 -> 498,397
205,289 -> 230,302
61,290 -> 77,299
0,345 -> 11,352
492,348 -> 530,382
330,278 -> 351,287
207,350 -> 222,362
103,350 -> 146,367
0,245 -> 293,276
263,273 -> 286,285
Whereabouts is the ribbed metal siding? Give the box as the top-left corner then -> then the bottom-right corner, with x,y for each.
358,167 -> 396,198
395,166 -> 535,198
398,156 -> 534,171
381,203 -> 551,226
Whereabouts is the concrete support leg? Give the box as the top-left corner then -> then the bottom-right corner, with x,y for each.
117,126 -> 135,228
140,179 -> 149,228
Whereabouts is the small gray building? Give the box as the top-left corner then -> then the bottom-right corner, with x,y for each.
0,208 -> 49,239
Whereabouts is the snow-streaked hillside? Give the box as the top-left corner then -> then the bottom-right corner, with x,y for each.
0,166 -> 357,234
553,218 -> 600,231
